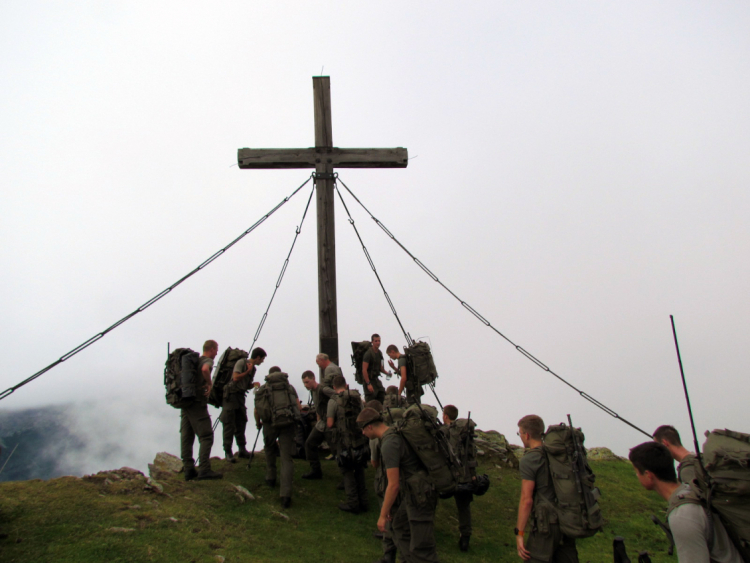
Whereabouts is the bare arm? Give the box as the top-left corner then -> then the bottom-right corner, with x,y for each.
379,467 -> 400,532
201,363 -> 212,396
327,416 -> 334,429
397,366 -> 407,396
516,480 -> 535,560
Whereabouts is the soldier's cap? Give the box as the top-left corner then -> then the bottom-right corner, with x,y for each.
356,407 -> 383,429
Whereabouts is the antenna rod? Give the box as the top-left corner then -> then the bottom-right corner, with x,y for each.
669,315 -> 703,462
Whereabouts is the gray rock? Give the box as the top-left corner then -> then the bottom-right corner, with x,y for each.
153,452 -> 183,473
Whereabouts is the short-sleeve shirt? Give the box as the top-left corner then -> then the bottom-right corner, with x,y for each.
380,427 -> 423,483
326,394 -> 339,420
677,453 -> 697,485
519,447 -> 556,507
397,356 -> 407,373
668,484 -> 742,563
363,348 -> 384,379
195,356 -> 213,405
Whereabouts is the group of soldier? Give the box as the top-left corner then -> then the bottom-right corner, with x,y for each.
178,335 -> 477,562
178,338 -> 739,563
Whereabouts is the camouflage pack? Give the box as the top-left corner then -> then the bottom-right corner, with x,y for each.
254,373 -> 297,429
404,341 -> 438,387
350,341 -> 371,385
164,348 -> 200,409
208,347 -> 248,408
542,423 -> 604,539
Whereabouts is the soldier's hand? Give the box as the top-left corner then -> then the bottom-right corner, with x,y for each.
388,359 -> 396,370
367,384 -> 374,393
377,515 -> 387,532
256,422 -> 263,430
516,536 -> 530,560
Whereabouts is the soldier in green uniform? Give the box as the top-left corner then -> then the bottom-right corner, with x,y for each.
358,407 -> 440,563
220,347 -> 266,462
367,399 -> 398,563
441,405 -> 475,552
180,340 -> 222,481
386,344 -> 424,406
362,334 -> 391,403
652,425 -> 698,485
516,414 -> 579,562
254,366 -> 300,509
327,375 -> 368,513
300,353 -> 342,479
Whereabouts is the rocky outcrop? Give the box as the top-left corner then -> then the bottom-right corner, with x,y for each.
148,452 -> 182,480
474,430 -> 519,469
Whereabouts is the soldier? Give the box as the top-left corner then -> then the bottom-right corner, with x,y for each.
254,366 -> 300,509
629,441 -> 742,562
358,407 -> 440,563
220,347 -> 266,462
367,399 -> 398,563
384,385 -> 407,409
300,354 -> 341,479
515,414 -> 578,562
327,375 -> 368,514
441,405 -> 475,552
386,344 -> 424,405
181,340 -> 222,481
362,334 -> 391,403
652,425 -> 698,485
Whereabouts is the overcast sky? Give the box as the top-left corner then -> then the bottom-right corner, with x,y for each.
2,1 -> 749,475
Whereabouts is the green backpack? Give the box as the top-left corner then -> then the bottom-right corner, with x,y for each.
693,429 -> 750,560
395,404 -> 462,497
254,373 -> 297,429
164,348 -> 200,409
383,392 -> 406,410
542,423 -> 604,539
333,390 -> 367,450
447,419 -> 479,484
404,341 -> 438,387
208,347 -> 248,408
350,341 -> 371,385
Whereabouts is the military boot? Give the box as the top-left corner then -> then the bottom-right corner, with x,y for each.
459,534 -> 470,552
184,467 -> 198,481
338,502 -> 360,514
196,469 -> 223,480
225,451 -> 237,463
237,448 -> 251,459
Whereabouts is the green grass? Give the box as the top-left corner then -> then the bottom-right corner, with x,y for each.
0,453 -> 673,562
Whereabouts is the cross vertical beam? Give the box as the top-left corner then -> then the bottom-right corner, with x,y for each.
313,77 -> 339,365
237,77 -> 408,370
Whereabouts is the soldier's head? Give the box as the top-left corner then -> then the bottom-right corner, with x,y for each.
386,386 -> 399,395
653,425 -> 682,448
366,399 -> 383,412
357,407 -> 385,438
268,366 -> 281,374
443,405 -> 458,425
371,334 -> 381,350
251,347 -> 267,365
517,415 -> 545,447
629,441 -> 677,490
332,374 -> 347,391
386,344 -> 399,359
203,340 -> 219,358
301,370 -> 317,390
315,353 -> 330,369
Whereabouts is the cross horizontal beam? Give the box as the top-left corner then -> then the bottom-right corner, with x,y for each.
237,147 -> 408,169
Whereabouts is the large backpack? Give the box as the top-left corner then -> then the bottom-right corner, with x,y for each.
208,347 -> 248,408
693,429 -> 750,560
254,373 -> 297,429
404,341 -> 438,387
383,392 -> 406,410
448,419 -> 479,484
542,423 -> 604,539
395,404 -> 462,497
333,390 -> 369,470
350,341 -> 371,385
164,348 -> 200,408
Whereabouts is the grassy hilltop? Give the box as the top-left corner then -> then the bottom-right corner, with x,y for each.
0,445 -> 672,563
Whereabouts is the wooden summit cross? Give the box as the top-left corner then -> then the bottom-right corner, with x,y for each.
237,76 -> 408,367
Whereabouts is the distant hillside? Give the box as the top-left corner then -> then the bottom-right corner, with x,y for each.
0,441 -> 673,562
0,405 -> 85,482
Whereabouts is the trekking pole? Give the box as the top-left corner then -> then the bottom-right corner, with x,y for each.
428,382 -> 443,410
247,426 -> 262,469
669,316 -> 707,473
